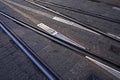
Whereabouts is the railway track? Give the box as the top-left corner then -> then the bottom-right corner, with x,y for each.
0,11 -> 119,80
24,0 -> 120,43
88,0 -> 120,8
0,28 -> 49,80
0,10 -> 120,73
31,0 -> 120,24
1,22 -> 119,80
0,21 -> 60,80
0,1 -> 120,79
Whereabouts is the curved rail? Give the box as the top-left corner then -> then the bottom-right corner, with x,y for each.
0,23 -> 61,80
88,0 -> 120,8
0,11 -> 119,70
25,0 -> 120,43
33,0 -> 120,24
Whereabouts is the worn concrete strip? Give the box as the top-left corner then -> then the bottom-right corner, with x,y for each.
53,16 -> 100,35
26,0 -> 101,35
1,1 -> 86,50
3,0 -> 54,18
1,0 -> 39,24
112,7 -> 120,11
4,0 -> 101,35
37,23 -> 86,49
86,56 -> 120,79
107,33 -> 120,40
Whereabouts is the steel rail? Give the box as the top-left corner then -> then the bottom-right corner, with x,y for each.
88,0 -> 120,8
33,0 -> 120,24
0,11 -> 119,71
25,0 -> 120,43
0,23 -> 61,80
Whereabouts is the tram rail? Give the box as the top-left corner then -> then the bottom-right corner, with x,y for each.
0,11 -> 119,70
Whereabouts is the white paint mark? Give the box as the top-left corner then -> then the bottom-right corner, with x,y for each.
112,7 -> 120,11
86,56 -> 120,79
37,23 -> 86,49
107,33 -> 120,40
53,17 -> 100,35
53,17 -> 74,25
37,23 -> 57,35
52,31 -> 58,36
